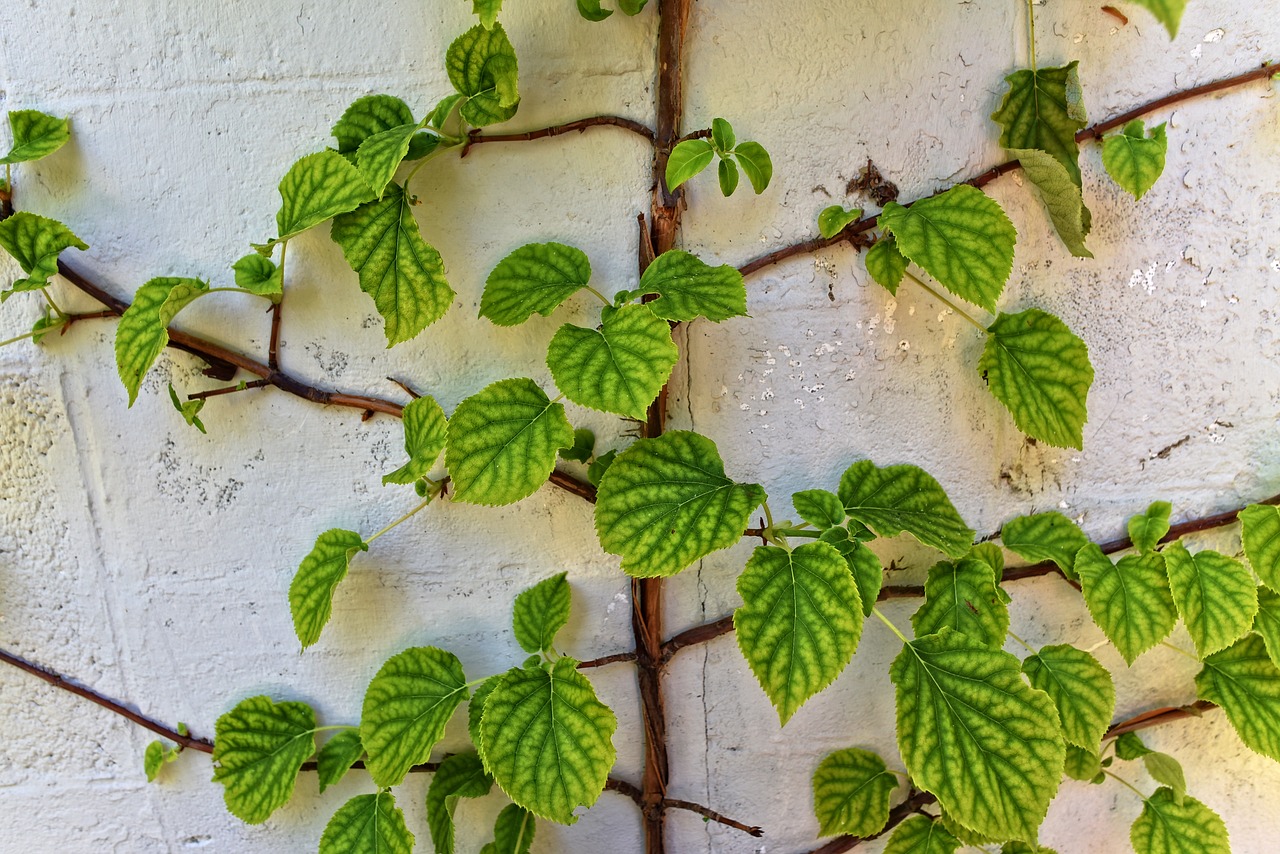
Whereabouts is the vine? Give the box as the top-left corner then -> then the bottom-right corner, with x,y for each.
1,1 -> 1278,852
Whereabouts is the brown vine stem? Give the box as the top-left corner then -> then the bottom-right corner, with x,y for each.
463,114 -> 656,156
736,61 -> 1278,279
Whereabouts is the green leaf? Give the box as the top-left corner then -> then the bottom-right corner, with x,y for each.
717,157 -> 740,196
484,804 -> 536,854
231,253 -> 283,299
991,63 -> 1087,186
30,309 -> 61,345
472,0 -> 504,28
864,236 -> 908,295
594,430 -> 765,577
1063,744 -> 1102,781
331,181 -> 455,346
1003,844 -> 1060,854
546,304 -> 678,420
811,747 -> 897,837
289,528 -> 368,649
383,395 -> 448,485
427,94 -> 466,131
1000,511 -> 1089,580
969,543 -> 1006,582
735,542 -> 864,724
445,378 -> 574,505
0,211 -> 88,295
936,810 -> 1003,847
1240,504 -> 1280,590
1195,633 -> 1280,762
733,141 -> 773,194
316,730 -> 364,794
618,0 -> 648,13
319,792 -> 414,854
818,205 -> 862,239
576,0 -> 613,21
1076,545 -> 1176,665
837,460 -> 975,558
1131,788 -> 1230,854
1103,121 -> 1168,200
355,121 -> 422,200
819,526 -> 883,616
1023,644 -> 1115,750
114,277 -> 210,407
1120,0 -> 1188,38
1143,752 -> 1187,804
168,384 -> 207,434
480,658 -> 617,824
710,117 -> 736,153
1116,732 -> 1152,760
911,557 -> 1009,649
361,646 -> 469,787
979,308 -> 1093,450
468,674 -> 502,756
883,815 -> 961,854
586,448 -> 616,487
1129,501 -> 1172,553
0,110 -> 70,164
274,150 -> 373,241
332,95 -> 415,154
1164,542 -> 1258,658
427,751 -> 494,854
144,740 -> 165,782
447,24 -> 520,127
1253,586 -> 1280,669
1008,148 -> 1092,258
879,185 -> 1016,313
892,629 -> 1064,841
792,489 -> 845,530
560,429 -> 595,464
665,139 -> 714,191
211,696 -> 316,824
637,249 -> 747,322
480,241 -> 592,326
513,572 -> 572,654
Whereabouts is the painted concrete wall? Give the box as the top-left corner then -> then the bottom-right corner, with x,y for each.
1,1 -> 1278,851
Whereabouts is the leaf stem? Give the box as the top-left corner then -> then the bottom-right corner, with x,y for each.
871,606 -> 910,644
405,140 -> 466,186
365,486 -> 440,544
40,287 -> 66,318
772,528 -> 822,539
1007,628 -> 1037,655
1026,0 -> 1038,73
903,270 -> 988,332
1104,769 -> 1147,800
312,724 -> 358,734
1159,640 -> 1200,662
0,320 -> 67,348
586,285 -> 612,307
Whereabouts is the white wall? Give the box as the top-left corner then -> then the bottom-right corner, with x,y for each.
1,1 -> 1278,851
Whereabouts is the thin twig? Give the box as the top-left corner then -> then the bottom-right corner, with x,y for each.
578,651 -> 638,668
1106,700 -> 1217,739
803,789 -> 938,854
187,379 -> 270,401
464,115 -> 656,157
662,798 -> 763,837
268,301 -> 282,370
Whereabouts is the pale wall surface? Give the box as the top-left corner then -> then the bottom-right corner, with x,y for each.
0,1 -> 1278,852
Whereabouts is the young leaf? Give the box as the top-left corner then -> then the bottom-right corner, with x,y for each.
1023,644 -> 1115,750
1120,0 -> 1188,38
792,489 -> 845,530
319,792 -> 414,854
289,529 -> 368,649
618,0 -> 648,12
0,110 -> 70,164
1116,731 -> 1153,760
979,308 -> 1093,450
1130,788 -> 1230,854
1008,148 -> 1093,258
445,378 -> 574,505
332,95 -> 415,154
991,63 -> 1087,185
1129,500 -> 1172,553
1063,744 -> 1102,781
710,117 -> 736,152
891,628 -> 1065,842
819,526 -> 884,616
480,658 -> 617,824
480,241 -> 592,326
733,141 -> 773,193
665,139 -> 715,191
0,211 -> 88,295
485,804 -> 536,854
811,747 -> 898,837
717,157 -> 740,196
594,430 -> 765,577
115,277 -> 209,406
837,460 -> 975,559
586,448 -> 617,487
144,740 -> 165,782
1195,633 -> 1280,762
1075,545 -> 1177,665
211,696 -> 316,824
427,751 -> 494,854
168,384 -> 207,434
637,249 -> 747,322
472,0 -> 503,28
361,646 -> 469,787
969,542 -> 1005,581
864,236 -> 908,294
1240,504 -> 1280,591
1143,752 -> 1187,804
560,428 -> 595,463
1253,586 -> 1280,669
447,24 -> 520,127
1103,121 -> 1168,200
818,205 -> 862,239
355,121 -> 422,200
274,150 -> 373,241
331,182 -> 455,346
735,542 -> 864,724
576,0 -> 614,21
383,395 -> 448,485
513,572 -> 572,654
315,730 -> 364,794
1164,542 -> 1258,658
231,253 -> 283,299
883,814 -> 961,854
1000,511 -> 1089,580
911,557 -> 1009,649
878,185 -> 1016,313
546,304 -> 678,419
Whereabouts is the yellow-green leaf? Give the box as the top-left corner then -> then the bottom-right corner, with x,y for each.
0,110 -> 70,165
512,572 -> 572,655
1103,121 -> 1168,200
427,751 -> 493,854
289,528 -> 368,649
1000,511 -> 1089,580
1120,0 -> 1188,38
0,211 -> 88,295
480,241 -> 592,326
1008,147 -> 1092,258
1023,644 -> 1115,750
1164,542 -> 1258,658
1076,545 -> 1176,665
1240,504 -> 1280,590
991,63 -> 1087,186
638,249 -> 747,323
911,557 -> 1009,649
838,460 -> 975,558
883,815 -> 961,854
1195,633 -> 1280,762
211,696 -> 316,824
315,730 -> 364,794
274,150 -> 373,241
383,395 -> 448,485
812,747 -> 898,837
1128,500 -> 1172,553
114,277 -> 209,407
447,23 -> 520,127
1131,787 -> 1230,854
319,792 -> 414,854
865,236 -> 908,295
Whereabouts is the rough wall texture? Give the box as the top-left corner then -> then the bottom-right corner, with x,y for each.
0,1 -> 1278,852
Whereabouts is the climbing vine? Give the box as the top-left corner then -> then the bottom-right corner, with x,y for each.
1,1 -> 1278,852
